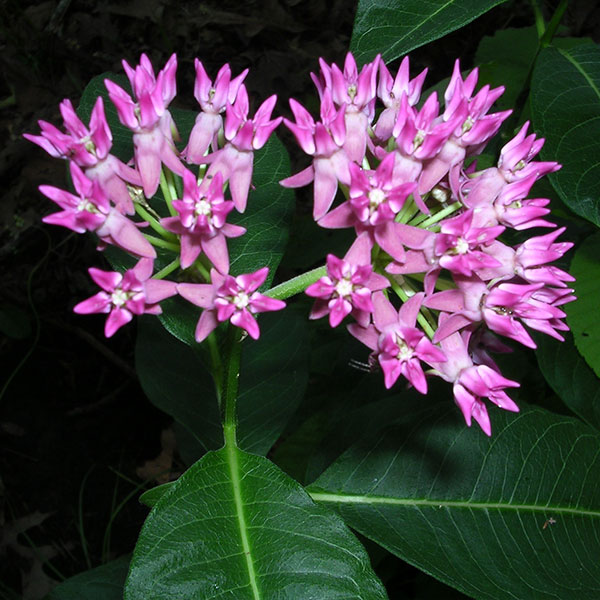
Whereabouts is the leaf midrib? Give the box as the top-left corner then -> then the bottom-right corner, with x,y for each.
226,442 -> 261,599
309,491 -> 600,519
557,47 -> 600,102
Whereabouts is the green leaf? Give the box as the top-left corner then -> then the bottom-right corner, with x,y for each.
236,310 -> 309,455
535,331 -> 600,431
531,43 -> 600,226
135,310 -> 308,457
475,27 -> 539,112
135,316 -> 224,453
139,482 -> 175,508
566,232 -> 600,377
308,403 -> 600,600
125,447 -> 387,600
45,555 -> 130,600
350,0 -> 507,64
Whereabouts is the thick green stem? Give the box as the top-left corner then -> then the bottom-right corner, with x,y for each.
207,332 -> 223,405
265,265 -> 327,300
530,0 -> 545,38
223,327 -> 244,447
540,0 -> 569,48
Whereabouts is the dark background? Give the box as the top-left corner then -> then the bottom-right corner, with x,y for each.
1,1 -> 599,598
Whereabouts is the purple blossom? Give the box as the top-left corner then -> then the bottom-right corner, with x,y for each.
24,97 -> 141,214
430,322 -> 519,436
74,259 -> 177,337
199,85 -> 282,213
161,170 -> 245,272
305,233 -> 389,327
105,53 -> 185,198
184,60 -> 248,162
39,162 -> 155,259
178,267 -> 285,342
349,292 -> 446,393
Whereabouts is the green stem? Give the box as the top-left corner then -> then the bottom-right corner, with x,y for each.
396,196 -> 419,224
153,257 -> 180,279
265,265 -> 327,300
160,168 -> 177,217
223,327 -> 244,447
540,0 -> 569,48
530,0 -> 545,38
135,203 -> 177,240
143,234 -> 180,252
207,332 -> 223,405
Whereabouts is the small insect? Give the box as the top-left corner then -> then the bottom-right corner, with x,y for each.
348,356 -> 379,373
542,517 -> 557,530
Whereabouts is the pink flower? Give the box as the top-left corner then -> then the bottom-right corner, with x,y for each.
374,56 -> 428,141
74,259 -> 177,337
434,209 -> 504,276
318,153 -> 428,262
498,121 -> 560,183
105,53 -> 185,198
183,60 -> 248,162
349,292 -> 446,393
39,162 -> 155,259
177,267 -> 285,342
430,322 -> 519,436
24,97 -> 141,214
199,85 -> 282,213
161,170 -> 245,272
305,233 -> 389,327
311,53 -> 379,162
280,92 -> 351,220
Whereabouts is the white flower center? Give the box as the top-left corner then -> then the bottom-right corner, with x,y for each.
431,186 -> 449,203
396,337 -> 413,361
77,198 -> 98,214
233,291 -> 249,309
335,278 -> 354,298
111,288 -> 129,307
195,199 -> 212,217
454,237 -> 469,254
413,130 -> 425,151
368,188 -> 386,212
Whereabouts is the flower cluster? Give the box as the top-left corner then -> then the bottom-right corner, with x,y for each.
26,54 -> 285,340
286,53 -> 574,435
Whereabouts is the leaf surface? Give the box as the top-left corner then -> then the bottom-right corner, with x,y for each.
531,43 -> 600,225
308,404 -> 600,599
350,0 -> 507,64
125,447 -> 387,599
45,556 -> 130,600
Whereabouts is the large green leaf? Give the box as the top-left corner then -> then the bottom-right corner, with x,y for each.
350,0 -> 507,64
124,447 -> 387,599
535,331 -> 600,431
45,556 -> 130,600
565,232 -> 600,378
531,43 -> 600,226
135,310 -> 308,457
308,403 -> 600,599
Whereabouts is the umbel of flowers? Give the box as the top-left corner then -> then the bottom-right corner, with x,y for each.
284,53 -> 574,435
26,52 -> 575,436
25,53 -> 285,343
